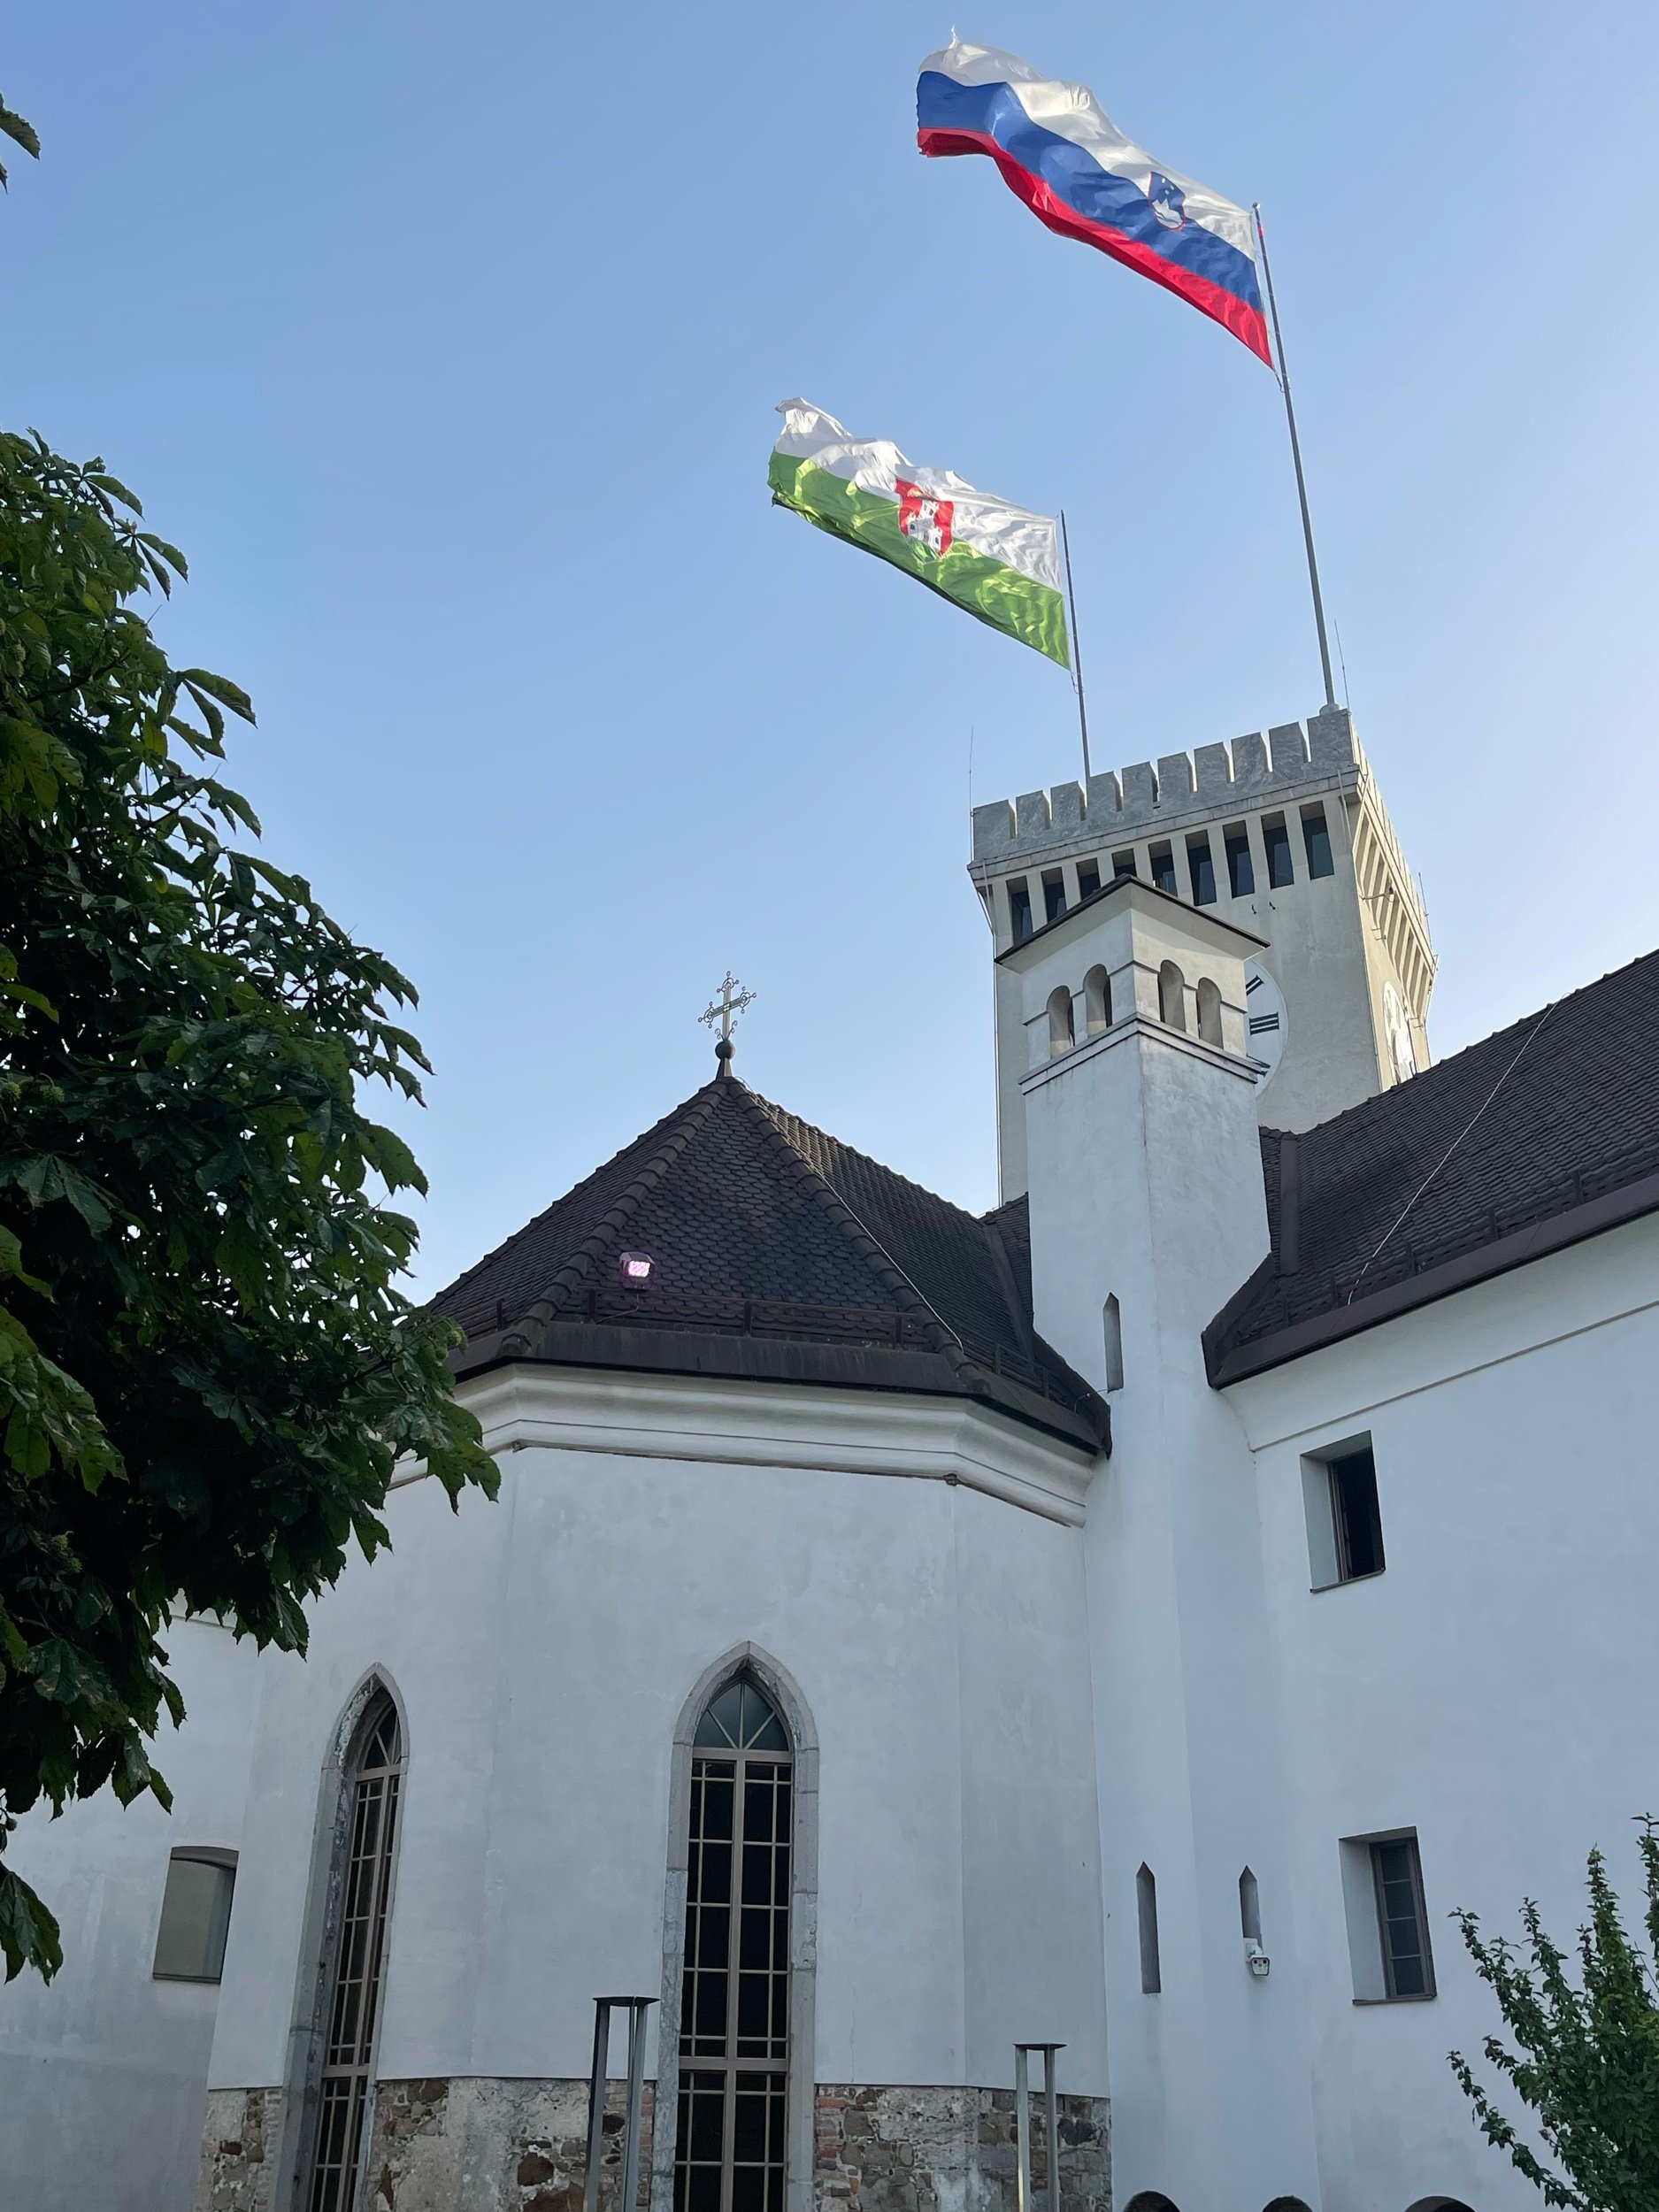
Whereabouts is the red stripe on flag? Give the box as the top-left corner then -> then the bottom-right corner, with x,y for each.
918,127 -> 1272,366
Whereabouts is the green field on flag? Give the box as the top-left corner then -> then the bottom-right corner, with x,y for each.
768,451 -> 1070,669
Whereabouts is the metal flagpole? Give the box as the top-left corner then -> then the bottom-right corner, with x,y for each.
1058,509 -> 1093,783
1252,204 -> 1337,710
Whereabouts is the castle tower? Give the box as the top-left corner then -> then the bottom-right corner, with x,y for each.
971,705 -> 1433,1199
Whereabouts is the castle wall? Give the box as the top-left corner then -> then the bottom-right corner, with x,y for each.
1226,1210 -> 1659,2212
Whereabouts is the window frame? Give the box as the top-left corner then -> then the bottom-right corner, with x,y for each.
151,1846 -> 239,1984
1370,1833 -> 1437,2001
657,1648 -> 818,2212
1262,813 -> 1295,889
1301,803 -> 1335,879
1302,1434 -> 1386,1591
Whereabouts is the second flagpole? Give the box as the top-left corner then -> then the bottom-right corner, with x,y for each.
1059,508 -> 1093,784
1252,203 -> 1337,710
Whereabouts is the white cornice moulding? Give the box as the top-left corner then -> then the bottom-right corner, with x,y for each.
1018,1010 -> 1259,1095
394,1364 -> 1099,1526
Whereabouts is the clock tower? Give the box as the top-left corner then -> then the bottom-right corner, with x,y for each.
970,705 -> 1433,1201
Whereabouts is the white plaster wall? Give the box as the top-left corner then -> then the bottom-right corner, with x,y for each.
1230,1214 -> 1659,2212
1021,959 -> 1326,2212
0,1616 -> 264,2212
205,1421 -> 1110,2105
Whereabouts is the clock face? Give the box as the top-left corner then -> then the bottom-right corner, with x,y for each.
1245,959 -> 1287,1087
1383,980 -> 1417,1085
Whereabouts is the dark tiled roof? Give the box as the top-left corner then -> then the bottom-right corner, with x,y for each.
434,1075 -> 1105,1451
1206,950 -> 1659,1383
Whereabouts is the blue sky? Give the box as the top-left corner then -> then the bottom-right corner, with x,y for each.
4,3 -> 1655,1294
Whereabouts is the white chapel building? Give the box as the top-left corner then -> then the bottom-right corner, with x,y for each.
4,704 -> 1657,2212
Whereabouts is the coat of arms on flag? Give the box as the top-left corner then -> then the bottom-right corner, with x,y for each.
897,479 -> 954,556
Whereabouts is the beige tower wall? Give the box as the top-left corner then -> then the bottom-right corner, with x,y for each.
971,707 -> 1433,1200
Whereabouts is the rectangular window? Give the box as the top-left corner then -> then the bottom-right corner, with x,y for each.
1186,835 -> 1217,905
1224,826 -> 1255,897
1302,803 -> 1335,879
1077,860 -> 1102,902
1008,879 -> 1033,944
1042,871 -> 1066,925
1112,850 -> 1137,880
1262,814 -> 1294,888
1303,1438 -> 1386,1588
1148,842 -> 1178,895
1332,1446 -> 1385,1580
1371,1836 -> 1435,2000
153,1848 -> 237,1982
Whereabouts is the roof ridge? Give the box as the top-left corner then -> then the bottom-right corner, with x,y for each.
752,1091 -> 995,1233
737,1087 -> 993,1398
497,1084 -> 727,1356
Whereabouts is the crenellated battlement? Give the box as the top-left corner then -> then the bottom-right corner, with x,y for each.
972,706 -> 1361,866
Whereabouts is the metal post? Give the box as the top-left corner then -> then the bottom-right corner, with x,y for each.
621,1998 -> 657,2212
1014,2045 -> 1033,2212
1042,2047 -> 1060,2212
584,2000 -> 613,2212
1059,509 -> 1093,784
1252,204 -> 1337,710
586,1996 -> 658,2212
1014,2044 -> 1064,2212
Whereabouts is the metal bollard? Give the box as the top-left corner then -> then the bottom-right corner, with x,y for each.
1013,2042 -> 1064,2212
584,1996 -> 659,2212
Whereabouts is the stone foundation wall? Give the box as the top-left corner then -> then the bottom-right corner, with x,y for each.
815,2086 -> 1110,2212
196,2079 -> 1107,2212
198,2087 -> 288,2212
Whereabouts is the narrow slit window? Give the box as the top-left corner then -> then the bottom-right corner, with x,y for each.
1239,1867 -> 1261,1945
1371,1835 -> 1435,2000
1077,860 -> 1102,902
1102,1294 -> 1124,1393
1136,1864 -> 1161,1993
1048,987 -> 1075,1057
1262,815 -> 1294,888
1186,835 -> 1217,905
1195,978 -> 1223,1048
1008,879 -> 1033,944
1224,826 -> 1255,898
1148,842 -> 1178,895
1042,871 -> 1067,925
153,1849 -> 237,1982
1301,804 -> 1335,879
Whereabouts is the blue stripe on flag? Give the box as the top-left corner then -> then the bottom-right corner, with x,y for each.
918,72 -> 1262,315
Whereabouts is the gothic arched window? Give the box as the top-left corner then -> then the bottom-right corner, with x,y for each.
676,1677 -> 794,2212
303,1690 -> 403,2212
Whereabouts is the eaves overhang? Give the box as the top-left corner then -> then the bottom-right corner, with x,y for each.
453,1317 -> 1109,1458
1205,1167 -> 1659,1386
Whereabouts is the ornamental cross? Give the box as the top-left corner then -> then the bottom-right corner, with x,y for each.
699,970 -> 757,1055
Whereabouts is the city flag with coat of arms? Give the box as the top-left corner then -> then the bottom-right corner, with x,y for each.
769,400 -> 1070,667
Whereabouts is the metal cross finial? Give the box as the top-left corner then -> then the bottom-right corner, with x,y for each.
699,971 -> 757,1074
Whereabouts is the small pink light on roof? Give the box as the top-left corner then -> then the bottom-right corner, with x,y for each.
618,1252 -> 654,1287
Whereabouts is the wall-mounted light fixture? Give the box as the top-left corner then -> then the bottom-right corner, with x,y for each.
618,1252 -> 655,1289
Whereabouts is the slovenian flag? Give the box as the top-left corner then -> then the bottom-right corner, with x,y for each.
769,401 -> 1069,667
918,38 -> 1270,366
